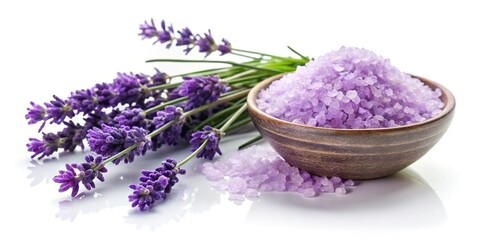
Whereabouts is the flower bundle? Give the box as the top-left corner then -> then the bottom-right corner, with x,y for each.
26,19 -> 308,211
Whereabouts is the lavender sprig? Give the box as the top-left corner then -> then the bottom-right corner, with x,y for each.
139,19 -> 231,56
27,19 -> 309,213
128,158 -> 186,211
52,90 -> 250,197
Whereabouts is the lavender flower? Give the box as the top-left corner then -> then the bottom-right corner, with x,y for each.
157,20 -> 175,47
84,111 -> 113,129
140,19 -> 231,56
52,155 -> 108,197
139,19 -> 158,39
53,164 -> 80,197
27,133 -> 62,159
139,19 -> 174,47
112,73 -> 151,105
176,28 -> 196,54
69,89 -> 98,114
217,39 -> 232,55
152,106 -> 184,147
113,108 -> 147,128
58,121 -> 86,152
169,75 -> 227,110
45,95 -> 74,124
75,155 -> 108,190
93,82 -> 117,108
25,102 -> 46,129
149,68 -> 169,86
86,124 -> 151,164
190,126 -> 223,160
128,158 -> 186,211
195,30 -> 216,56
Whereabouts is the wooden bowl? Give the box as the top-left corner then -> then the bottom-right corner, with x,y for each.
247,74 -> 455,179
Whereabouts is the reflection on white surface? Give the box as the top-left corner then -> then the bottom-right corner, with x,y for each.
26,145 -> 224,227
246,168 -> 446,230
26,138 -> 445,231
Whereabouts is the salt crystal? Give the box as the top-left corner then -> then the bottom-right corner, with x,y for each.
301,188 -> 316,198
335,187 -> 347,195
344,179 -> 355,186
199,145 -> 355,202
228,177 -> 248,194
256,47 -> 443,129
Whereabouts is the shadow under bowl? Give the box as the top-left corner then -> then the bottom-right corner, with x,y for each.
247,73 -> 455,179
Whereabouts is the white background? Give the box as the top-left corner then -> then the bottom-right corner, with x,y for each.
1,0 -> 479,239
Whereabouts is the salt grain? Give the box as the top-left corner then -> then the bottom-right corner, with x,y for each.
256,47 -> 444,129
197,145 -> 355,201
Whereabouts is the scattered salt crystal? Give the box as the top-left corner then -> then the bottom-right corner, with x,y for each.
335,186 -> 347,195
228,177 -> 248,194
344,179 -> 355,186
256,47 -> 444,129
301,188 -> 316,198
198,145 -> 355,202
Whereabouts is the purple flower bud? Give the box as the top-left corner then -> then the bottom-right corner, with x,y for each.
53,164 -> 80,197
158,20 -> 175,47
195,30 -> 216,56
190,125 -> 223,160
217,39 -> 232,55
45,95 -> 74,124
87,124 -> 151,164
169,75 -> 228,110
69,89 -> 98,114
25,102 -> 46,131
152,106 -> 184,147
176,27 -> 196,54
53,155 -> 109,197
75,155 -> 108,190
139,19 -> 157,39
113,108 -> 147,128
128,158 -> 185,211
58,121 -> 86,152
27,133 -> 61,159
112,73 -> 151,105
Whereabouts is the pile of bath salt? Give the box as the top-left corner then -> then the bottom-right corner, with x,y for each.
196,145 -> 354,201
256,47 -> 444,129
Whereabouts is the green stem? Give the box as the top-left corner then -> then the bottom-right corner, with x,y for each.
230,52 -> 260,60
238,134 -> 263,150
225,117 -> 251,133
192,101 -> 244,131
94,144 -> 138,170
224,74 -> 267,84
231,48 -> 286,60
147,120 -> 176,138
148,82 -> 181,91
143,97 -> 188,115
168,67 -> 232,78
176,141 -> 209,168
222,69 -> 256,82
146,59 -> 282,73
287,46 -> 309,60
219,103 -> 248,132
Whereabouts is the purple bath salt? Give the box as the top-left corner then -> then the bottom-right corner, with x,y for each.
256,47 -> 444,129
196,145 -> 354,201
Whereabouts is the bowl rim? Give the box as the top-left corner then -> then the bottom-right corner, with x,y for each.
247,73 -> 456,133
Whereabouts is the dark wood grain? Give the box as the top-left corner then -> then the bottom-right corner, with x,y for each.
247,73 -> 455,179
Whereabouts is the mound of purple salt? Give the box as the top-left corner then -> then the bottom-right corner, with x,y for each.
256,47 -> 444,129
196,145 -> 354,201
